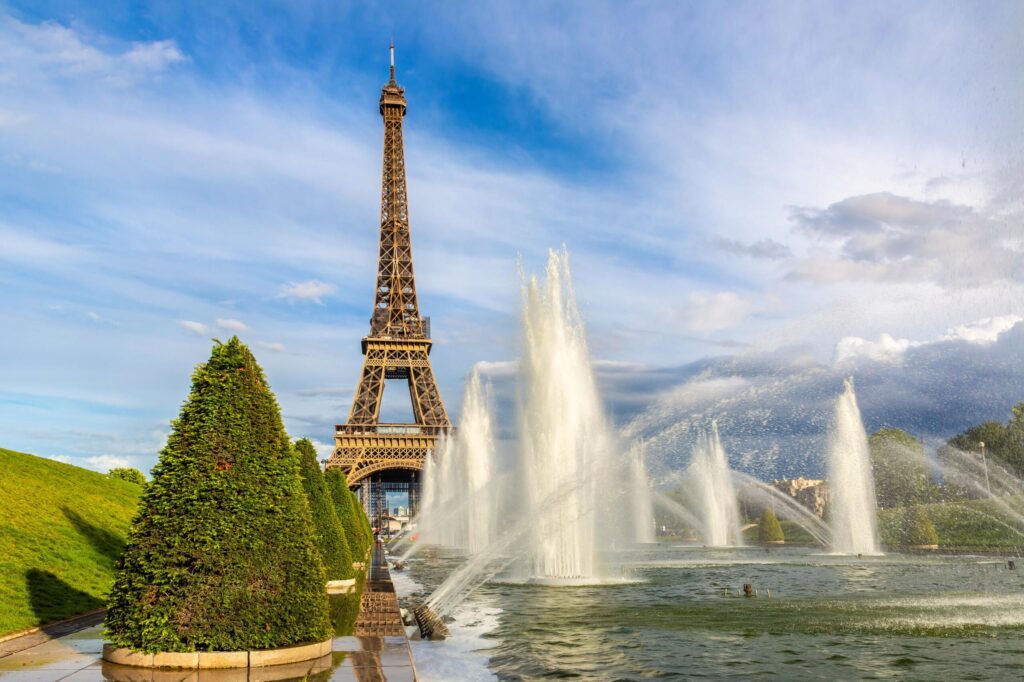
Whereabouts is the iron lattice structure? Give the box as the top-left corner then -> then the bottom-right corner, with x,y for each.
327,49 -> 451,499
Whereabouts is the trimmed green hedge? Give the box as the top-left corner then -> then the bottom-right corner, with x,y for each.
295,439 -> 353,580
105,338 -> 330,652
758,508 -> 785,543
325,469 -> 370,560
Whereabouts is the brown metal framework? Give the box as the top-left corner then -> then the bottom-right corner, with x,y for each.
327,49 -> 451,487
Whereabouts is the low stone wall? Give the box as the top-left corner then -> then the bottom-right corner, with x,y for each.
102,639 -> 332,670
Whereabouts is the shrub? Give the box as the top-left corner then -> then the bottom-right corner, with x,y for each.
326,469 -> 368,560
758,508 -> 785,543
107,468 -> 146,486
294,439 -> 353,580
901,505 -> 939,546
105,338 -> 330,653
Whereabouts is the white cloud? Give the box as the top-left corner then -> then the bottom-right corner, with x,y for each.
675,292 -> 754,334
1,17 -> 185,86
277,280 -> 336,304
834,333 -> 919,365
216,318 -> 249,332
834,315 -> 1023,365
255,340 -> 286,353
179,320 -> 208,335
942,315 -> 1023,344
85,454 -> 131,471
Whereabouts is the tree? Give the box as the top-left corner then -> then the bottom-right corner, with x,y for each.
105,338 -> 330,653
294,439 -> 353,580
108,468 -> 146,486
869,428 -> 933,508
758,508 -> 784,543
326,468 -> 368,560
901,505 -> 939,547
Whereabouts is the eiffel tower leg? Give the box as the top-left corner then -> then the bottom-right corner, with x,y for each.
408,360 -> 448,425
349,357 -> 386,424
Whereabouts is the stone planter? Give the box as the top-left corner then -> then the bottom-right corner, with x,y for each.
327,578 -> 357,594
101,639 -> 332,670
907,544 -> 939,550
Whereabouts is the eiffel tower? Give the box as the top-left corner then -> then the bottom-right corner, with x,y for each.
327,46 -> 451,520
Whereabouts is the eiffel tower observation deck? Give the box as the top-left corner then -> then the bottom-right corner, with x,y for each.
327,46 -> 451,517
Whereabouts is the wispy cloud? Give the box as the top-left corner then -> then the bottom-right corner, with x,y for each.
179,320 -> 208,335
277,280 -> 337,304
216,318 -> 248,332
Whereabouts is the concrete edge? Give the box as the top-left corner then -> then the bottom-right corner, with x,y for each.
101,638 -> 333,670
0,608 -> 106,644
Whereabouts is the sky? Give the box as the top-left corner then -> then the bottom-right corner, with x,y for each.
1,1 -> 1022,480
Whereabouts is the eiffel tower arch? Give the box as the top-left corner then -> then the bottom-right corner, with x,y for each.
327,46 -> 452,524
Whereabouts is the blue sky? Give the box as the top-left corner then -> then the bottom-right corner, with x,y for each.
1,1 -> 1022,477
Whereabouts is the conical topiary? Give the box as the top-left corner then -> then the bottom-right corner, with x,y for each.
105,338 -> 330,653
295,439 -> 353,580
352,487 -> 374,554
326,469 -> 367,560
901,505 -> 939,547
758,508 -> 785,543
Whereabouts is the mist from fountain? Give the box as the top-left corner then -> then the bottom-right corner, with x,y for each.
629,441 -> 656,543
827,378 -> 881,555
683,422 -> 743,547
731,471 -> 833,546
519,248 -> 614,580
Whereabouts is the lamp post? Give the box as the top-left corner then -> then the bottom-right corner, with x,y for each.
979,441 -> 992,497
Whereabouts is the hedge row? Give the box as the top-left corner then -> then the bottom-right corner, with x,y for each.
105,338 -> 370,652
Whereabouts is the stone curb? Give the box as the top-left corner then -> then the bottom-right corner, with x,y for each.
327,578 -> 357,594
0,608 -> 106,645
102,638 -> 332,669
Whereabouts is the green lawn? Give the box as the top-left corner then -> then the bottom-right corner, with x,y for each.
0,447 -> 142,636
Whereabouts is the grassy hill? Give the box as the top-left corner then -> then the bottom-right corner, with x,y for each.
0,448 -> 142,636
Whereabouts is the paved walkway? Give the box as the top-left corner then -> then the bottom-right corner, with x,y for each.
0,545 -> 419,681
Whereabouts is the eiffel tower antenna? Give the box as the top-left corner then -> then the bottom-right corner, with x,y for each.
328,45 -> 451,517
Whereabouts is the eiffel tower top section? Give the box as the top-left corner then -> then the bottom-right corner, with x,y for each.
371,43 -> 423,339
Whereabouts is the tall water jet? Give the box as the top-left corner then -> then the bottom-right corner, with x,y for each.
459,367 -> 497,554
827,378 -> 880,555
520,248 -> 613,580
629,441 -> 656,543
685,422 -> 743,547
416,368 -> 498,553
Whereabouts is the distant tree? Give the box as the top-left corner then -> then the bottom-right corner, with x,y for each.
869,428 -> 934,508
108,467 -> 146,486
901,505 -> 939,547
945,403 -> 1024,488
105,338 -> 330,653
758,508 -> 784,543
294,439 -> 353,580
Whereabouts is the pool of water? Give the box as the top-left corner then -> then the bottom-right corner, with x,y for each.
400,544 -> 1024,681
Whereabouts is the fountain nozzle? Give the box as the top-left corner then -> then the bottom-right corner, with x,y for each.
413,604 -> 449,640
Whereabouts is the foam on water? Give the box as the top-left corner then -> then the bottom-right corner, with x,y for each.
411,602 -> 502,682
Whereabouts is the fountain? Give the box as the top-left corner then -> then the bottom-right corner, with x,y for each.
629,441 -> 656,543
684,422 -> 743,546
416,368 -> 498,554
827,378 -> 881,555
519,248 -> 615,580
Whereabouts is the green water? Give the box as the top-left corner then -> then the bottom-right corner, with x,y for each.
404,544 -> 1024,680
